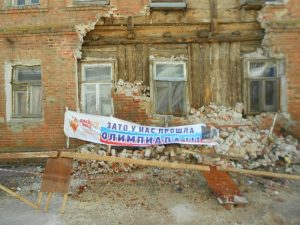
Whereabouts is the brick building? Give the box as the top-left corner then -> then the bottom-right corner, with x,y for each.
0,0 -> 299,151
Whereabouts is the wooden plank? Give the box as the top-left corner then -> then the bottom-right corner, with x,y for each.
211,42 -> 220,104
60,193 -> 68,214
203,167 -> 248,206
190,43 -> 202,108
60,152 -> 210,172
0,151 -> 58,159
135,44 -> 144,81
0,184 -> 38,209
44,192 -> 53,212
219,42 -> 230,106
209,0 -> 218,34
59,152 -> 300,180
229,42 -> 242,103
202,43 -> 212,105
126,44 -> 135,82
117,45 -> 126,81
142,44 -> 150,86
219,167 -> 300,180
40,157 -> 73,193
84,33 -> 264,46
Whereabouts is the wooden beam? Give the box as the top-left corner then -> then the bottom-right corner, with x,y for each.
219,167 -> 300,180
0,151 -> 58,160
1,151 -> 299,180
209,0 -> 218,34
83,33 -> 263,46
60,152 -> 211,172
60,152 -> 300,180
0,184 -> 38,209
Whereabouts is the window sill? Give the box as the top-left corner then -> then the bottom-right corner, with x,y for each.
64,5 -> 109,11
8,117 -> 44,124
0,7 -> 48,14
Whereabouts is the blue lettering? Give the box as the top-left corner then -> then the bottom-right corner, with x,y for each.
109,134 -> 116,141
146,137 -> 153,144
131,126 -> 136,132
155,137 -> 161,144
118,135 -> 125,142
176,128 -> 182,133
137,136 -> 144,144
127,135 -> 135,143
101,132 -> 108,140
123,125 -> 128,131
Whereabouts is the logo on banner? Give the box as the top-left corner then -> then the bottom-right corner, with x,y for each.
69,117 -> 79,132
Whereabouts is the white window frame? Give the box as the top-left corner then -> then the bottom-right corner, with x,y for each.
11,65 -> 42,118
81,63 -> 114,116
12,0 -> 40,6
151,61 -> 188,116
244,59 -> 279,114
73,0 -> 109,5
150,0 -> 187,9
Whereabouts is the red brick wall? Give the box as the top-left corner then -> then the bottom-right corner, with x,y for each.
0,0 -> 149,150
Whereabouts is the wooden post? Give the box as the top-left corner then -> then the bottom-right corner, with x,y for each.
209,0 -> 218,34
44,192 -> 53,212
0,184 -> 38,209
36,192 -> 43,209
60,193 -> 68,214
65,107 -> 70,149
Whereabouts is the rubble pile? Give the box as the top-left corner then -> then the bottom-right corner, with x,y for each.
115,79 -> 150,98
188,102 -> 248,125
72,102 -> 299,176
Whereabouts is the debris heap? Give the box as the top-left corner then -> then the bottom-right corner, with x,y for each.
72,102 -> 300,177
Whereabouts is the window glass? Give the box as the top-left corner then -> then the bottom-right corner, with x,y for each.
156,63 -> 184,80
12,66 -> 42,118
84,65 -> 112,82
17,0 -> 26,5
99,84 -> 112,116
81,63 -> 113,116
154,62 -> 186,115
249,61 -> 277,77
171,81 -> 185,114
155,81 -> 170,114
265,80 -> 277,110
29,86 -> 42,115
16,67 -> 41,81
250,81 -> 260,112
14,91 -> 27,116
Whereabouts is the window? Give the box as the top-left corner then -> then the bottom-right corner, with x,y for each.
245,60 -> 279,113
13,0 -> 40,6
153,62 -> 187,115
81,63 -> 113,116
150,0 -> 187,9
240,0 -> 285,4
12,66 -> 42,118
73,0 -> 109,5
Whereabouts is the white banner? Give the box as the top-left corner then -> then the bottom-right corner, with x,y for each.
64,110 -> 219,146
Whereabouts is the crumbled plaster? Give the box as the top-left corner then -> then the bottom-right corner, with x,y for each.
149,55 -> 188,61
74,14 -> 104,59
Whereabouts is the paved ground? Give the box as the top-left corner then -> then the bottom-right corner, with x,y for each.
1,166 -> 300,225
